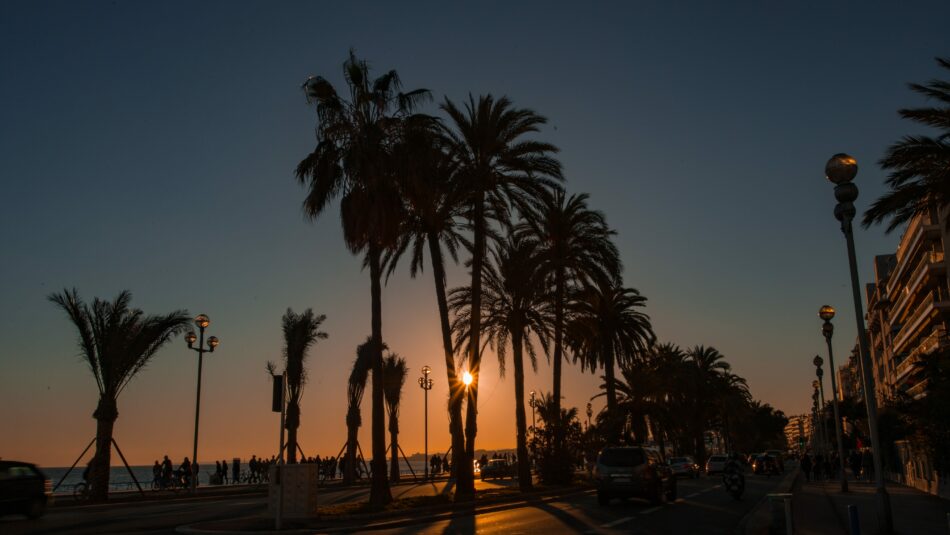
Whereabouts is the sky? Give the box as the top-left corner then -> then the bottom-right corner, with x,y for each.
1,1 -> 948,467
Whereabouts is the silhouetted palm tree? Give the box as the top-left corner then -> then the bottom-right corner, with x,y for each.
296,51 -> 429,507
48,288 -> 189,501
382,352 -> 408,482
521,190 -> 621,424
441,94 -> 562,499
864,57 -> 950,232
384,122 -> 468,477
449,233 -> 552,491
685,345 -> 732,463
344,338 -> 375,484
268,308 -> 328,464
568,281 -> 654,413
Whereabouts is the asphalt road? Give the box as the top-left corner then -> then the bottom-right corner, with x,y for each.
0,471 -> 789,534
364,472 -> 789,534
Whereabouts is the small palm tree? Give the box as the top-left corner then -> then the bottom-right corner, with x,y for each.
382,353 -> 408,482
864,57 -> 950,232
49,288 -> 190,501
268,308 -> 328,464
441,94 -> 562,499
449,232 -> 552,491
343,339 -> 376,484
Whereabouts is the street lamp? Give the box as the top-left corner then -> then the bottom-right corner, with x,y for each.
824,153 -> 892,531
819,305 -> 850,492
811,380 -> 825,455
418,365 -> 433,480
529,390 -> 536,430
586,402 -> 593,430
185,314 -> 219,492
813,355 -> 828,454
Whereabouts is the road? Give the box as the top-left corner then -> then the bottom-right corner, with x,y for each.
0,471 -> 789,534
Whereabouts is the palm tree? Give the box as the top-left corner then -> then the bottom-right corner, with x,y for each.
296,51 -> 429,507
344,338 -> 375,484
48,288 -> 189,501
382,352 -> 408,482
384,122 -> 468,478
864,57 -> 950,232
268,308 -> 328,464
684,346 -> 732,464
449,233 -> 552,491
441,94 -> 562,499
521,189 -> 621,424
568,281 -> 655,414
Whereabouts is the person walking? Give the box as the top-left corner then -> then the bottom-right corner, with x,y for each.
800,453 -> 813,482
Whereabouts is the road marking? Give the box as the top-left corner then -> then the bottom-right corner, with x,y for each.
685,492 -> 701,498
640,506 -> 662,514
601,515 -> 635,528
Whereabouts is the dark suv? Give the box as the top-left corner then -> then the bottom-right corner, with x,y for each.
0,461 -> 52,518
594,446 -> 676,506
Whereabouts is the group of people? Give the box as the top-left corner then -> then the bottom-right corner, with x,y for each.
800,449 -> 874,482
150,455 -> 197,489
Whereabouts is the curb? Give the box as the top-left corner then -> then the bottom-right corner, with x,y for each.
176,485 -> 593,534
736,467 -> 800,535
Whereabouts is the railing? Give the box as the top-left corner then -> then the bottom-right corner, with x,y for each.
891,292 -> 937,354
889,251 -> 945,318
895,330 -> 945,383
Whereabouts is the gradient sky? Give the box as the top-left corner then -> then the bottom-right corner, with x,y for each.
2,1 -> 949,467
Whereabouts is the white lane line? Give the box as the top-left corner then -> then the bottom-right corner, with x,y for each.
640,506 -> 662,515
601,515 -> 635,528
685,492 -> 701,498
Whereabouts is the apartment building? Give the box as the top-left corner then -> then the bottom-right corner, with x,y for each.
784,414 -> 812,452
864,208 -> 950,403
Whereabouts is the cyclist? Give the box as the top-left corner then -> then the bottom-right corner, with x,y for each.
179,457 -> 192,487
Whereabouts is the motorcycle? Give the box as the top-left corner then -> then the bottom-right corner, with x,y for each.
722,464 -> 745,500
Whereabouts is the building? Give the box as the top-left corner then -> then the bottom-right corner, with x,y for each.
784,414 -> 812,452
864,208 -> 950,402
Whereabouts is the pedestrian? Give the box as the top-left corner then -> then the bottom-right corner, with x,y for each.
813,454 -> 823,481
232,458 -> 240,485
861,449 -> 873,481
152,460 -> 162,488
800,453 -> 812,482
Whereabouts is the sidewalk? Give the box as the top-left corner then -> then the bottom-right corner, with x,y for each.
793,477 -> 950,535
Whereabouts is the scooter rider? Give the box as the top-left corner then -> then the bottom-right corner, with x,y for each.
722,453 -> 745,500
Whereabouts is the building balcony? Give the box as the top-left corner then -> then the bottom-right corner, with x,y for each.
891,290 -> 950,355
893,330 -> 943,384
888,214 -> 941,294
905,378 -> 929,400
888,251 -> 945,319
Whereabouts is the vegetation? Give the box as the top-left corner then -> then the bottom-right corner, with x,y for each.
382,352 -> 408,482
48,289 -> 190,501
344,339 -> 374,484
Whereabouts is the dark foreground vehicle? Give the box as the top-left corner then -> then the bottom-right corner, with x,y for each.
480,459 -> 516,480
0,461 -> 52,518
594,446 -> 677,506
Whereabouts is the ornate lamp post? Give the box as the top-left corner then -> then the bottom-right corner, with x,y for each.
813,356 -> 828,452
586,402 -> 593,430
824,153 -> 892,531
811,383 -> 822,452
418,365 -> 433,480
184,314 -> 219,492
819,305 -> 850,492
811,380 -> 825,454
529,390 -> 536,430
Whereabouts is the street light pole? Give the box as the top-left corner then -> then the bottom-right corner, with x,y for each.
184,314 -> 220,493
824,153 -> 892,532
418,366 -> 433,480
586,402 -> 592,431
529,391 -> 536,430
819,306 -> 850,492
813,357 -> 829,454
811,381 -> 825,455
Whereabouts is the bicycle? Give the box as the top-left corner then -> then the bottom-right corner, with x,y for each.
72,481 -> 91,502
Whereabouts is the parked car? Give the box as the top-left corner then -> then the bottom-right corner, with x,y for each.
668,456 -> 699,478
594,446 -> 677,506
0,461 -> 51,519
705,454 -> 729,474
752,454 -> 779,475
479,459 -> 516,480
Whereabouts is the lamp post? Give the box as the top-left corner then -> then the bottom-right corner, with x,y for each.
824,153 -> 892,532
184,314 -> 219,492
529,390 -> 536,430
813,356 -> 829,454
586,402 -> 592,430
819,305 -> 850,492
418,365 -> 433,480
811,381 -> 825,454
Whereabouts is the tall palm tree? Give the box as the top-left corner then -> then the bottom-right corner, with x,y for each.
449,233 -> 552,491
344,338 -> 375,484
268,308 -> 328,464
864,57 -> 950,232
384,122 -> 468,478
382,352 -> 408,482
685,346 -> 732,464
521,189 -> 621,424
568,281 -> 655,414
48,288 -> 189,501
441,94 -> 562,499
296,51 -> 429,507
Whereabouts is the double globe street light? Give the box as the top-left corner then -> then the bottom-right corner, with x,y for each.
184,314 -> 220,492
418,365 -> 433,480
818,305 -> 849,492
824,154 -> 891,532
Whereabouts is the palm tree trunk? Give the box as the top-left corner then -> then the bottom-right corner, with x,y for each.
91,396 -> 117,501
604,342 -> 617,412
368,244 -> 392,508
458,193 -> 485,501
427,233 -> 465,482
552,269 -> 565,450
286,400 -> 300,464
511,329 -> 533,492
389,410 -> 400,482
344,414 -> 358,484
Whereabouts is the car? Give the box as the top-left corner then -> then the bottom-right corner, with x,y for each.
705,454 -> 729,474
668,456 -> 699,478
594,446 -> 677,506
0,461 -> 52,519
479,459 -> 515,480
765,450 -> 786,472
752,454 -> 779,475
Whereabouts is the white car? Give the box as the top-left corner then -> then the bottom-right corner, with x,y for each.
668,456 -> 699,478
705,454 -> 729,474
